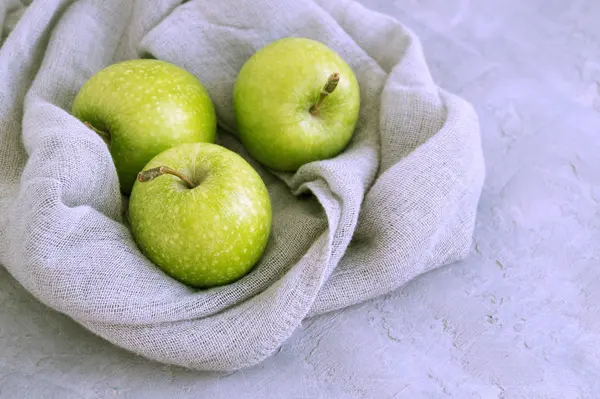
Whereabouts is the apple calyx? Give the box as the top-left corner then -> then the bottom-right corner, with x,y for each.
84,121 -> 111,145
137,166 -> 196,189
310,72 -> 340,117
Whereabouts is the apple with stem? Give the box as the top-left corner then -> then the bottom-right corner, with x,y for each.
72,59 -> 217,194
234,37 -> 360,172
129,143 -> 272,288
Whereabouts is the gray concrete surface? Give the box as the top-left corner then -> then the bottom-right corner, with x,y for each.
2,0 -> 600,397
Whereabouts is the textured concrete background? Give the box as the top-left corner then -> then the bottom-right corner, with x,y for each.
2,0 -> 600,397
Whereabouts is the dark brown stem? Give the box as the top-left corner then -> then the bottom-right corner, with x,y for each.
137,166 -> 196,189
84,121 -> 110,143
310,72 -> 340,116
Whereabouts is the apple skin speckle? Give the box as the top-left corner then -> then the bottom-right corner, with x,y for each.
72,59 -> 217,194
128,143 -> 272,288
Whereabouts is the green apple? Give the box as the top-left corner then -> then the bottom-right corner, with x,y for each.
233,37 -> 360,172
72,59 -> 217,194
129,142 -> 271,288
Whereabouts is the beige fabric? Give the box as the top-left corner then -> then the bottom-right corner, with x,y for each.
0,0 -> 484,370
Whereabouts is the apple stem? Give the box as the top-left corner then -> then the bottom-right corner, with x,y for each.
84,121 -> 110,144
137,166 -> 196,189
310,72 -> 340,116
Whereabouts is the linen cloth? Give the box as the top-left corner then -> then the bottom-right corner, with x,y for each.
0,0 -> 484,370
